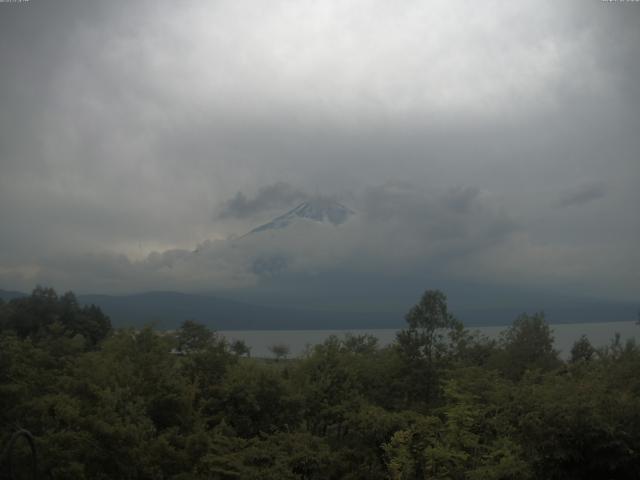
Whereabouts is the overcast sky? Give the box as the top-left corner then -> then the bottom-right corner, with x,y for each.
0,0 -> 638,301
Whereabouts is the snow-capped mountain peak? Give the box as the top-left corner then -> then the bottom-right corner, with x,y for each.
244,198 -> 355,236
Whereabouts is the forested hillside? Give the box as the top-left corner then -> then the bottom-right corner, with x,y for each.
1,287 -> 639,479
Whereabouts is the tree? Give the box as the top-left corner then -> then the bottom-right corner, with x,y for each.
216,362 -> 301,437
269,343 -> 290,362
342,333 -> 379,355
399,290 -> 462,363
383,384 -> 532,480
176,320 -> 215,353
0,287 -> 111,347
230,339 -> 251,357
498,312 -> 560,380
396,290 -> 463,404
570,335 -> 595,363
176,322 -> 236,416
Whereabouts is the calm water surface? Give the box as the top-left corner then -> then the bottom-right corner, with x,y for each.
220,321 -> 639,359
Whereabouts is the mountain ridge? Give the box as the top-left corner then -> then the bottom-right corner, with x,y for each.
241,197 -> 355,238
1,288 -> 637,331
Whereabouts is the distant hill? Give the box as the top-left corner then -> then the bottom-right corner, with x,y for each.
2,288 -> 637,330
76,291 -> 639,330
0,289 -> 27,301
76,291 -> 400,330
2,288 -> 401,330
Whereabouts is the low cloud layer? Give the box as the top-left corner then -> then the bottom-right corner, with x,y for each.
217,182 -> 309,219
3,181 -> 636,302
556,182 -> 606,208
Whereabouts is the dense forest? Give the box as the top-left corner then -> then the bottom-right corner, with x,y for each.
1,287 -> 639,479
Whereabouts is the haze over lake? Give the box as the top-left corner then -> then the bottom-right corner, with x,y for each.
221,321 -> 640,359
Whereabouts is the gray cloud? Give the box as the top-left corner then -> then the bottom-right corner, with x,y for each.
217,182 -> 309,219
0,182 -> 520,293
0,0 -> 638,302
355,183 -> 519,267
556,182 -> 606,208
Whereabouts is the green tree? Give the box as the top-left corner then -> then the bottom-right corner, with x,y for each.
293,336 -> 363,438
215,362 -> 301,437
384,378 -> 531,480
512,363 -> 640,479
197,431 -> 331,479
570,335 -> 595,363
269,343 -> 290,362
0,287 -> 111,348
497,312 -> 560,380
230,339 -> 251,357
396,290 -> 463,405
342,333 -> 379,355
400,290 -> 461,363
177,323 -> 236,418
176,319 -> 216,353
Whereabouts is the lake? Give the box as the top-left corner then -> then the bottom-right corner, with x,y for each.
220,321 -> 640,359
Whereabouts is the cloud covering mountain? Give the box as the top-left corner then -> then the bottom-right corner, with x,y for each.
0,0 -> 638,304
4,180 -> 635,308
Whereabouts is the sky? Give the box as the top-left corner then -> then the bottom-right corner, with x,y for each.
0,0 -> 638,302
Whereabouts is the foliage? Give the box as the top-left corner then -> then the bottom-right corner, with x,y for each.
1,286 -> 640,479
570,335 -> 595,363
268,343 -> 291,361
395,290 -> 465,406
230,339 -> 251,357
493,312 -> 561,380
176,319 -> 217,353
0,286 -> 111,348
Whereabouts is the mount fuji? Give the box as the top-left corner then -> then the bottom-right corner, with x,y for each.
241,197 -> 355,237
